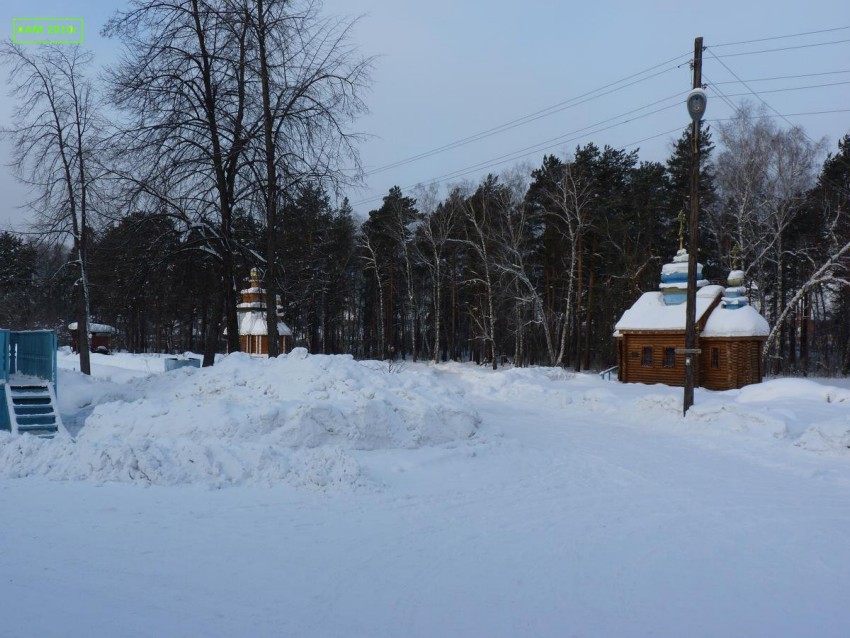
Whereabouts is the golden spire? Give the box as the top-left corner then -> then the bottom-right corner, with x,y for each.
677,210 -> 686,251
731,244 -> 741,270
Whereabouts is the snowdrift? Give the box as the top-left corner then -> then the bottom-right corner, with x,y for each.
0,349 -> 480,488
4,349 -> 850,489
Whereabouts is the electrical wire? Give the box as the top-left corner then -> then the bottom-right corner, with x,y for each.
708,109 -> 850,122
720,80 -> 850,97
706,51 -> 850,199
711,69 -> 850,85
364,50 -> 693,176
354,28 -> 850,210
352,99 -> 687,207
355,70 -> 850,208
709,38 -> 850,59
709,49 -> 820,132
711,26 -> 850,48
704,74 -> 740,113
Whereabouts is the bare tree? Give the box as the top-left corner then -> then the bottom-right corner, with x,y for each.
244,0 -> 370,358
359,228 -> 386,358
451,177 -> 503,369
1,44 -> 102,375
714,104 -> 822,307
104,0 -> 257,365
491,166 -> 559,366
543,160 -> 594,368
713,104 -> 823,371
414,182 -> 456,363
387,193 -> 420,361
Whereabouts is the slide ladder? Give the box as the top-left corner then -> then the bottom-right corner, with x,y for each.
4,383 -> 63,437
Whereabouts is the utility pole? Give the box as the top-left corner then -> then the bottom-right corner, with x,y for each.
683,36 -> 705,415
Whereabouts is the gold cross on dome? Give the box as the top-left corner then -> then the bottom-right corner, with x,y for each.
731,244 -> 741,270
678,210 -> 686,250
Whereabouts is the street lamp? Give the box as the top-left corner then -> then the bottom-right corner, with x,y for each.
686,88 -> 707,122
682,56 -> 706,416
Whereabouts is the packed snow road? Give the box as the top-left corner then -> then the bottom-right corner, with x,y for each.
2,352 -> 849,637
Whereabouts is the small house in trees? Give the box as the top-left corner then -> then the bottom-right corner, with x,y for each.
68,322 -> 117,354
229,268 -> 293,355
614,249 -> 769,390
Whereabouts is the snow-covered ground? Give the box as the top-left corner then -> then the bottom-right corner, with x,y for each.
2,350 -> 850,636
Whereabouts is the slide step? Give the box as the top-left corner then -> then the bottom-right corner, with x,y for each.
4,383 -> 64,438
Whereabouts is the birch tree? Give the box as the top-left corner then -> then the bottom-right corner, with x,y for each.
414,183 -> 456,363
545,158 -> 594,368
452,177 -> 503,369
1,44 -> 102,375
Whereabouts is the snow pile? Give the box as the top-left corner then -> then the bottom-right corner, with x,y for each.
685,401 -> 790,439
443,363 -> 575,407
797,416 -> 850,453
736,377 -> 850,404
6,350 -> 850,491
0,349 -> 479,488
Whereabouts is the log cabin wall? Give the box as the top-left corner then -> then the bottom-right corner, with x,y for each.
618,333 -> 764,390
239,334 -> 288,356
618,332 -> 698,387
701,338 -> 765,390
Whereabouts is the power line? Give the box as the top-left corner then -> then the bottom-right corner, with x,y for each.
367,29 -> 850,180
363,50 -> 692,176
709,109 -> 850,121
422,99 -> 684,182
355,71 -> 850,208
709,38 -> 850,59
621,127 -> 686,150
352,97 -> 688,207
706,51 -> 850,199
711,26 -> 850,48
721,80 -> 850,97
708,49 -> 817,131
355,28 -> 850,210
706,71 -> 850,118
704,74 -> 739,112
711,69 -> 850,85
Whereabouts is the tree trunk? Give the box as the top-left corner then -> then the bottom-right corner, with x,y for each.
583,257 -> 595,371
203,287 -> 223,367
574,234 -> 584,373
255,0 -> 280,359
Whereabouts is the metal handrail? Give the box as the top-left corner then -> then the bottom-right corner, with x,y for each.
0,330 -> 8,384
599,365 -> 618,381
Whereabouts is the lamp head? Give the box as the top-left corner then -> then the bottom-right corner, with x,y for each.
686,88 -> 707,122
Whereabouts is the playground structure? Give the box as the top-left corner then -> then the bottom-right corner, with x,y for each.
0,329 -> 63,437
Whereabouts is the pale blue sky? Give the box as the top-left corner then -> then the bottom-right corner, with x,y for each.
2,0 -> 848,228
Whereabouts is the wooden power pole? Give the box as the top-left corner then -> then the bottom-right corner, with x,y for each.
683,36 -> 703,415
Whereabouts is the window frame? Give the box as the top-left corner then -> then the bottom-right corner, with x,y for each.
663,347 -> 676,368
711,347 -> 720,370
641,346 -> 653,367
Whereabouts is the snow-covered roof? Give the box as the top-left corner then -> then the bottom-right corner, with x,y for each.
661,261 -> 703,275
614,286 -> 724,332
237,311 -> 292,337
659,279 -> 710,290
702,304 -> 770,338
728,269 -> 745,282
615,284 -> 770,338
68,322 -> 117,334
